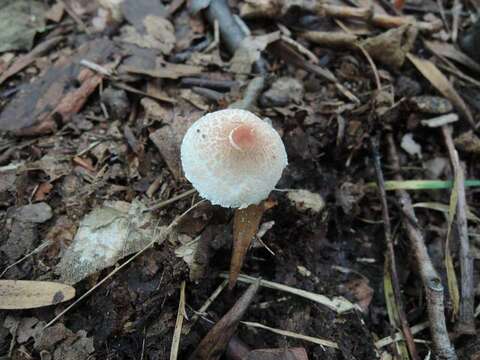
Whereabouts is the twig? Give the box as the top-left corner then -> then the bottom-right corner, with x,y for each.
58,0 -> 91,34
0,242 -> 49,278
242,2 -> 442,32
169,38 -> 211,63
386,134 -> 457,360
191,231 -> 219,283
80,59 -> 112,76
180,78 -> 237,91
205,0 -> 267,74
268,41 -> 360,104
183,279 -> 228,335
140,327 -> 147,360
436,0 -> 450,33
375,322 -> 429,348
371,137 -> 419,360
170,281 -> 186,360
0,139 -> 37,165
280,34 -> 319,64
0,36 -> 63,85
356,44 -> 381,92
204,19 -> 220,53
189,281 -> 260,360
228,77 -> 265,110
318,3 -> 442,32
113,82 -> 177,104
241,321 -> 338,349
300,31 -> 358,48
220,273 -> 357,313
441,126 -> 475,334
192,87 -> 224,102
144,189 -> 197,212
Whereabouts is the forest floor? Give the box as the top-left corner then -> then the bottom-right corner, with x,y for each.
0,0 -> 479,359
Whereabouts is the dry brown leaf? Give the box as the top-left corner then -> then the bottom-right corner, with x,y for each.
424,40 -> 480,74
230,32 -> 280,74
407,53 -> 476,129
56,200 -> 166,284
230,203 -> 265,289
119,15 -> 175,54
361,24 -> 417,68
0,280 -> 75,310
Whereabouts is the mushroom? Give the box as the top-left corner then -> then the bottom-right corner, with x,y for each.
181,109 -> 287,287
181,109 -> 287,208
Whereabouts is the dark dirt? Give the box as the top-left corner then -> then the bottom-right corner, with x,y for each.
1,0 -> 480,359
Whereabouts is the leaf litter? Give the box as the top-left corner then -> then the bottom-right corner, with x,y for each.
1,0 -> 480,359
56,200 -> 167,284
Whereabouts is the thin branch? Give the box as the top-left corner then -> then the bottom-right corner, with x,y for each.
441,126 -> 475,334
370,137 -> 419,360
228,77 -> 265,110
144,189 -> 197,212
318,3 -> 442,32
386,133 -> 457,360
205,0 -> 267,74
242,2 -> 442,32
170,281 -> 186,360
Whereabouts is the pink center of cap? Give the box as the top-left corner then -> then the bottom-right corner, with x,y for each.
229,124 -> 256,151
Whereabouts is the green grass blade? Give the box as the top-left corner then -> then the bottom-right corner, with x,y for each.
413,202 -> 480,223
384,261 -> 410,360
366,179 -> 480,191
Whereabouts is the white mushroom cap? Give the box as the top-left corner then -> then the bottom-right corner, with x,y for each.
181,109 -> 288,208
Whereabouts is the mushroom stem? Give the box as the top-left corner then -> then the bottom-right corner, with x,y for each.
229,203 -> 265,289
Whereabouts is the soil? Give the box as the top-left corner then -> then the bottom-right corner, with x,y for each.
0,1 -> 479,360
